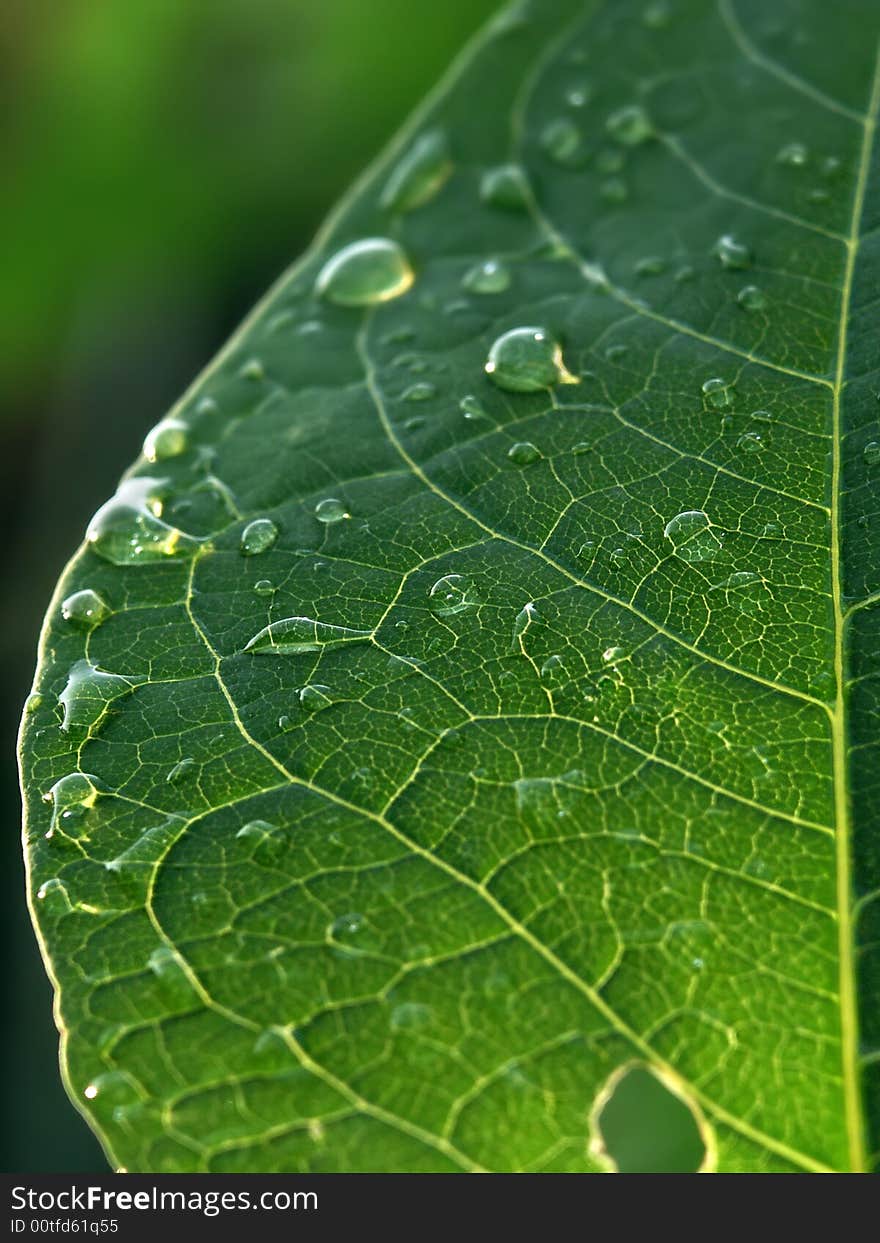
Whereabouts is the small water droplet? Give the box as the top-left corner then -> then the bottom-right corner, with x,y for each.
485,326 -> 577,392
36,877 -> 72,914
59,659 -> 131,734
635,255 -> 667,277
714,233 -> 751,269
42,772 -> 100,839
602,646 -> 625,663
299,684 -> 333,713
664,510 -> 725,563
239,358 -> 265,382
460,395 -> 489,420
390,1001 -> 432,1030
316,238 -> 414,306
402,381 -> 437,402
776,141 -> 808,166
237,819 -> 285,862
462,258 -> 512,294
87,478 -> 201,565
565,83 -> 592,107
147,945 -> 196,1003
606,104 -> 653,146
702,377 -> 734,409
381,129 -> 452,212
315,497 -> 350,524
330,912 -> 364,941
507,441 -> 543,465
428,574 -> 476,617
143,420 -> 188,463
572,441 -> 592,455
737,285 -> 766,311
600,177 -> 629,202
254,579 -> 275,596
736,431 -> 764,453
540,653 -> 565,681
540,116 -> 582,165
864,441 -> 880,465
480,164 -> 530,211
245,616 -> 372,655
511,600 -> 539,650
61,589 -> 110,631
240,518 -> 279,556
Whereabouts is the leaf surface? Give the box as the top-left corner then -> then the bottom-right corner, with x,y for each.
20,0 -> 880,1172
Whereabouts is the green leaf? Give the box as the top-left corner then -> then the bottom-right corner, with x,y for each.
19,0 -> 880,1173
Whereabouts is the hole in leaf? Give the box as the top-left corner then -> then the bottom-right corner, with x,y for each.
592,1064 -> 710,1173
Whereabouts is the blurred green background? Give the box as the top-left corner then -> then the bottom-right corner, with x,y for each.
1,0 -> 500,1172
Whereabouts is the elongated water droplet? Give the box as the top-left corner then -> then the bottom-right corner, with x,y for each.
59,660 -> 131,734
240,518 -> 279,556
713,233 -> 751,269
143,420 -> 188,463
428,574 -> 476,617
42,772 -> 100,839
480,164 -> 530,211
316,238 -> 414,306
511,600 -> 539,650
664,510 -> 725,563
402,382 -> 436,402
702,377 -> 734,409
61,589 -> 110,630
507,441 -> 542,465
166,757 -> 196,784
244,616 -> 372,655
315,497 -> 350,524
606,104 -> 653,145
485,326 -> 578,392
462,258 -> 511,294
381,129 -> 452,212
87,479 -> 201,565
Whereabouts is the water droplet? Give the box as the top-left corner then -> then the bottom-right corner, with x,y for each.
736,431 -> 764,453
565,83 -> 592,107
635,255 -> 666,277
299,684 -> 333,713
428,574 -> 476,617
143,420 -> 188,463
572,441 -> 592,455
239,358 -> 265,382
540,116 -> 582,165
58,659 -> 131,734
737,284 -> 766,311
600,177 -> 629,202
330,912 -> 364,941
702,377 -> 734,409
390,1001 -> 432,1030
147,945 -> 196,1004
315,497 -> 350,524
507,441 -> 542,466
480,164 -> 530,211
674,264 -> 695,283
244,616 -> 372,655
42,772 -> 100,839
236,819 -> 285,862
381,129 -> 452,212
864,441 -> 880,465
402,382 -> 437,402
61,589 -> 110,631
240,517 -> 279,556
36,876 -> 72,914
540,654 -> 565,681
87,478 -> 201,565
776,142 -> 808,166
196,397 -> 218,416
602,646 -> 625,662
606,104 -> 653,146
511,600 -> 539,650
315,238 -> 414,307
462,258 -> 511,294
485,326 -> 577,393
664,510 -> 725,563
714,234 -> 751,270
254,579 -> 275,596
460,394 -> 489,420
167,757 -> 196,784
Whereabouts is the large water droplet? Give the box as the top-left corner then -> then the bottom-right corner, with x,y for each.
61,589 -> 110,631
507,441 -> 542,466
315,238 -> 414,306
428,574 -> 476,617
143,420 -> 188,463
713,234 -> 751,269
58,659 -> 132,734
42,772 -> 101,839
87,478 -> 201,565
480,164 -> 530,211
244,616 -> 372,655
300,684 -> 333,713
381,129 -> 452,213
702,377 -> 734,409
315,497 -> 350,524
663,510 -> 725,563
606,104 -> 654,145
485,326 -> 577,392
240,518 -> 279,556
737,285 -> 766,311
462,258 -> 511,294
736,431 -> 764,453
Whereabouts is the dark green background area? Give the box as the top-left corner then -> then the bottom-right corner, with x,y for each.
1,0 -> 499,1173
